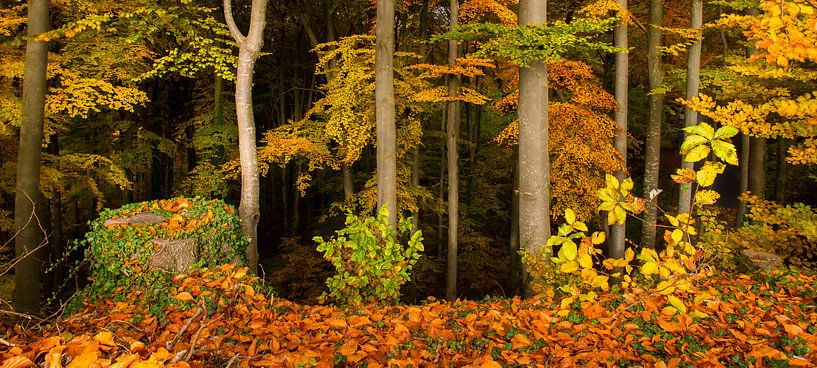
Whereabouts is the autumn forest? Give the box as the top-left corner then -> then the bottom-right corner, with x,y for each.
2,0 -> 817,366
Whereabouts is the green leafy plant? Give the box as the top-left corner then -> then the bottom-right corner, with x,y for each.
69,197 -> 248,313
315,207 -> 424,305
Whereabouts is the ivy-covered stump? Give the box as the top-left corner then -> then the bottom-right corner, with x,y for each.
73,197 -> 248,310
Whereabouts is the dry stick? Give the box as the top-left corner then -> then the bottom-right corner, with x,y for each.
225,354 -> 240,368
166,306 -> 204,350
183,318 -> 209,362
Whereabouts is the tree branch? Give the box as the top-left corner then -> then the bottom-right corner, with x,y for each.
224,0 -> 246,44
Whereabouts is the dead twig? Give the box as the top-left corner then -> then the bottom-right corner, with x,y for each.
166,306 -> 204,350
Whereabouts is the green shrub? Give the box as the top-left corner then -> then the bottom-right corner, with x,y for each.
72,197 -> 248,309
315,208 -> 424,305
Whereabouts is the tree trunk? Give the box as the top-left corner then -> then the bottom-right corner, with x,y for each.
411,146 -> 420,233
224,0 -> 269,272
376,0 -> 398,228
749,137 -> 766,198
774,139 -> 787,202
517,0 -> 551,296
14,0 -> 49,316
342,165 -> 354,199
510,150 -> 520,295
609,0 -> 628,263
641,0 -> 664,249
445,0 -> 460,302
736,134 -> 750,226
438,113 -> 446,258
678,0 -> 703,215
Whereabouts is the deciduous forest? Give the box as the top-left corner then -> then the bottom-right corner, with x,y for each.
2,0 -> 817,366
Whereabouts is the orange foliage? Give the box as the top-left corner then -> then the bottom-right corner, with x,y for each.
3,268 -> 817,367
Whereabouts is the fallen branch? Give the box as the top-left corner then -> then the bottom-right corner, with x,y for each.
166,306 -> 203,350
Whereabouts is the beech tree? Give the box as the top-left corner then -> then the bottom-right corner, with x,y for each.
376,0 -> 397,228
678,0 -> 703,214
14,0 -> 49,315
446,0 -> 460,301
224,0 -> 269,271
641,0 -> 664,249
517,0 -> 551,294
609,0 -> 628,262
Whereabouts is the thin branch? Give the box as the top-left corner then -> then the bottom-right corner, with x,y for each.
223,0 -> 246,44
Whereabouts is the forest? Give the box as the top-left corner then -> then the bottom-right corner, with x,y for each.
2,0 -> 817,366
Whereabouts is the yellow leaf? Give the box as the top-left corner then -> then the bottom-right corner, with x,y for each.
560,260 -> 579,273
578,253 -> 593,269
93,331 -> 116,346
668,295 -> 687,314
641,261 -> 658,276
591,231 -> 606,245
564,208 -> 576,225
511,333 -> 532,350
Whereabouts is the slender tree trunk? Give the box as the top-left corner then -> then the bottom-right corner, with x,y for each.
678,0 -> 703,214
14,0 -> 49,315
775,139 -> 787,202
411,146 -> 420,233
342,165 -> 354,199
749,137 -> 766,198
641,0 -> 664,249
609,0 -> 628,263
518,0 -> 551,296
736,134 -> 750,226
445,0 -> 460,301
510,150 -> 520,295
224,0 -> 269,272
376,0 -> 398,227
438,113 -> 446,258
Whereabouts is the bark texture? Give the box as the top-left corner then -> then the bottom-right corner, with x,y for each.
641,0 -> 664,249
609,0 -> 628,262
14,0 -> 49,315
445,0 -> 460,302
376,0 -> 398,228
517,0 -> 551,296
678,0 -> 703,214
224,0 -> 269,272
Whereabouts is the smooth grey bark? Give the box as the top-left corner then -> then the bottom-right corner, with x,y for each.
376,0 -> 398,228
736,134 -> 750,226
14,0 -> 49,315
224,0 -> 269,272
518,0 -> 551,296
641,0 -> 664,249
609,0 -> 628,263
678,0 -> 703,214
749,137 -> 766,198
342,165 -> 354,199
445,0 -> 460,302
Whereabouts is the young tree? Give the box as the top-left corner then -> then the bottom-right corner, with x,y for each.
446,0 -> 460,301
678,0 -> 703,214
609,0 -> 628,262
376,0 -> 397,228
14,0 -> 49,315
641,0 -> 664,249
517,0 -> 551,294
224,0 -> 269,271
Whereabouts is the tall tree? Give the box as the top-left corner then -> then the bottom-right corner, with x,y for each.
517,0 -> 551,295
678,0 -> 703,214
376,0 -> 397,228
224,0 -> 269,271
609,0 -> 628,262
641,0 -> 664,248
14,0 -> 49,315
445,0 -> 460,302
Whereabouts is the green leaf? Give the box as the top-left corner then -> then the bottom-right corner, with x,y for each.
684,122 -> 715,140
558,241 -> 578,261
680,134 -> 709,154
684,145 -> 711,163
711,140 -> 738,165
714,126 -> 739,139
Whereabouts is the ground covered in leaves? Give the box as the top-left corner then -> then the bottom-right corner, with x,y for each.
2,265 -> 817,367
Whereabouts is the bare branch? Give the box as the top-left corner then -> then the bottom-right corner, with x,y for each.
223,0 -> 246,44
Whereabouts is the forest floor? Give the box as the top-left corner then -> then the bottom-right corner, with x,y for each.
1,265 -> 817,367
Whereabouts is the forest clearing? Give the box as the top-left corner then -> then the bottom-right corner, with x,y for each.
2,0 -> 817,366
